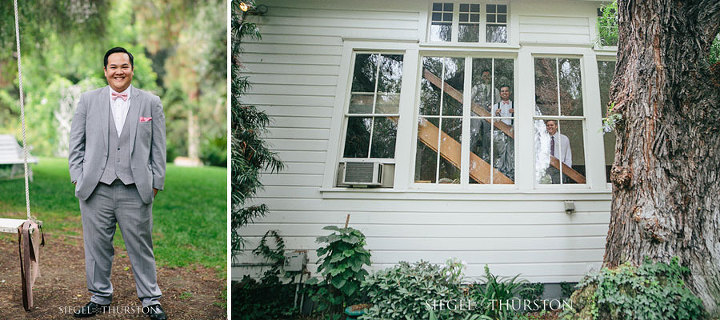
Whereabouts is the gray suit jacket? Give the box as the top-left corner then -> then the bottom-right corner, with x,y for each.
69,86 -> 166,204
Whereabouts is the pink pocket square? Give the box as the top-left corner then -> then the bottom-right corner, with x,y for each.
140,117 -> 152,122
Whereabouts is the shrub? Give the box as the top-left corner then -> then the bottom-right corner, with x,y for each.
561,258 -> 706,320
361,260 -> 465,320
467,265 -> 532,320
307,226 -> 372,319
201,133 -> 227,167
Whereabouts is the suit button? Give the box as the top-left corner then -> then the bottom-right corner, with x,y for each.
117,148 -> 120,150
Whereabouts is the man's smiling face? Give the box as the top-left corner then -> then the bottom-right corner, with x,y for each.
104,52 -> 134,92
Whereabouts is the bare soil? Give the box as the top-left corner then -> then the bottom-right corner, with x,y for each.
0,234 -> 227,319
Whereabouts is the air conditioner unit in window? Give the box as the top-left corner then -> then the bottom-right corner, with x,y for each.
343,161 -> 383,186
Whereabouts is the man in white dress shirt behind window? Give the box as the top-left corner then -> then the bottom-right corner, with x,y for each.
545,119 -> 571,184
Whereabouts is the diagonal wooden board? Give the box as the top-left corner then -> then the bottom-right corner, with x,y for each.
416,118 -> 513,184
422,68 -> 586,184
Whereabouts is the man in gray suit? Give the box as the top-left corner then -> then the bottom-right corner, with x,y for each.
68,47 -> 167,320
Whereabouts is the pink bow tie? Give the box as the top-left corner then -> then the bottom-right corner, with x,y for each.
112,92 -> 128,101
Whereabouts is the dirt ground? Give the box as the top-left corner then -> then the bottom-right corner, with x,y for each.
0,234 -> 227,319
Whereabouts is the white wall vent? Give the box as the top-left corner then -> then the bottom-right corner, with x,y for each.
343,161 -> 382,186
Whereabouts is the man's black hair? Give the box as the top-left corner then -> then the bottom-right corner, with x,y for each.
499,84 -> 511,90
104,47 -> 134,69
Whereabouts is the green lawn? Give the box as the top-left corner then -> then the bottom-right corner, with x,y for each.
0,157 -> 226,275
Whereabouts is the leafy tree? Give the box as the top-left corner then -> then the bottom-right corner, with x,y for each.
231,1 -> 283,255
601,0 -> 720,315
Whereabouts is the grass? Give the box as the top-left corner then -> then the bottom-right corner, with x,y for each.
0,157 -> 226,276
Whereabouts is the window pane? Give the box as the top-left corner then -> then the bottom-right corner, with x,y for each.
487,14 -> 496,23
471,58 -> 496,110
469,118 -> 491,184
444,3 -> 453,11
497,5 -> 507,13
559,58 -> 583,116
432,12 -> 442,21
598,60 -> 616,181
494,59 -> 514,103
439,118 -> 462,183
370,117 -> 398,158
420,57 -> 443,115
459,13 -> 469,22
433,2 -> 442,11
497,14 -> 507,23
470,4 -> 480,12
415,117 -> 439,183
534,119 -> 585,184
443,12 -> 453,21
493,119 -> 514,183
470,14 -> 480,22
351,54 -> 376,93
486,25 -> 507,43
459,24 -> 480,42
349,94 -> 374,114
376,54 -> 403,113
487,4 -> 496,13
534,58 -> 559,116
343,117 -> 372,158
431,23 -> 452,42
442,58 -> 464,116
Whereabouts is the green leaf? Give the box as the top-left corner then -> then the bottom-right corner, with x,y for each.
331,277 -> 347,289
323,225 -> 342,232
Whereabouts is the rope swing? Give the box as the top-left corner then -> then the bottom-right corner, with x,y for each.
0,0 -> 46,312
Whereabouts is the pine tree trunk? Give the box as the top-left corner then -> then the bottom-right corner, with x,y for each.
604,0 -> 720,313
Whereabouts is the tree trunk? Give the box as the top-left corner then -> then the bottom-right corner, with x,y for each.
604,0 -> 720,313
188,88 -> 200,162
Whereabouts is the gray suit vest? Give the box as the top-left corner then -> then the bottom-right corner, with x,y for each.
99,105 -> 135,185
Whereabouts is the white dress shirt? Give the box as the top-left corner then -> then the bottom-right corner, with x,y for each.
109,86 -> 132,137
550,132 -> 572,166
493,100 -> 514,125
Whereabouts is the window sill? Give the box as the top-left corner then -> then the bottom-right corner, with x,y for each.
419,42 -> 520,51
319,187 -> 612,201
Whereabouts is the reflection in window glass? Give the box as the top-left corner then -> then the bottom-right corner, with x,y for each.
459,4 -> 480,42
598,60 -> 616,182
486,4 -> 508,43
343,53 -> 404,160
431,3 -> 453,42
533,57 -> 586,185
416,57 -> 464,184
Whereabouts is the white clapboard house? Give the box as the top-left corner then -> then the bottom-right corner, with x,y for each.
235,0 -> 618,288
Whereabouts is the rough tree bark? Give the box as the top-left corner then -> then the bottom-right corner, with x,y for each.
604,0 -> 720,313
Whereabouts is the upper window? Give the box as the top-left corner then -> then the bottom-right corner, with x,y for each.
429,2 -> 508,44
415,56 -> 515,185
342,53 -> 404,159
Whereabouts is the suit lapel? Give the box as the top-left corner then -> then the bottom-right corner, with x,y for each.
125,86 -> 142,152
99,86 -> 110,150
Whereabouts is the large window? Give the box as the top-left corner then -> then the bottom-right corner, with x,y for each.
415,56 -> 515,184
342,53 -> 404,159
533,57 -> 587,185
429,2 -> 508,44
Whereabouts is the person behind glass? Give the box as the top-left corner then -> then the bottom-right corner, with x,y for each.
545,119 -> 571,184
471,69 -> 500,110
493,85 -> 513,126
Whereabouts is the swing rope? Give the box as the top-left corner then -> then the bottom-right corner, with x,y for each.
13,0 -> 31,221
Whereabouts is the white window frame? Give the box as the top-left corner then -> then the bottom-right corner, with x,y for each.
595,55 -> 618,188
339,52 -> 404,163
426,1 -> 511,45
322,44 -> 613,195
410,51 -> 519,191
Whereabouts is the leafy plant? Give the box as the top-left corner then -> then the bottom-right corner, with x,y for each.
467,265 -> 531,320
231,0 -> 284,254
561,258 -> 706,320
518,282 -> 545,303
559,282 -> 577,299
597,0 -> 618,47
361,260 -> 465,320
307,226 -> 371,319
601,102 -> 622,134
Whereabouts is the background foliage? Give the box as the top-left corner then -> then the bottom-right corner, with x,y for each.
0,0 -> 226,166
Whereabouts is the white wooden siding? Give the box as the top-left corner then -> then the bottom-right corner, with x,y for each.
235,0 -> 613,283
